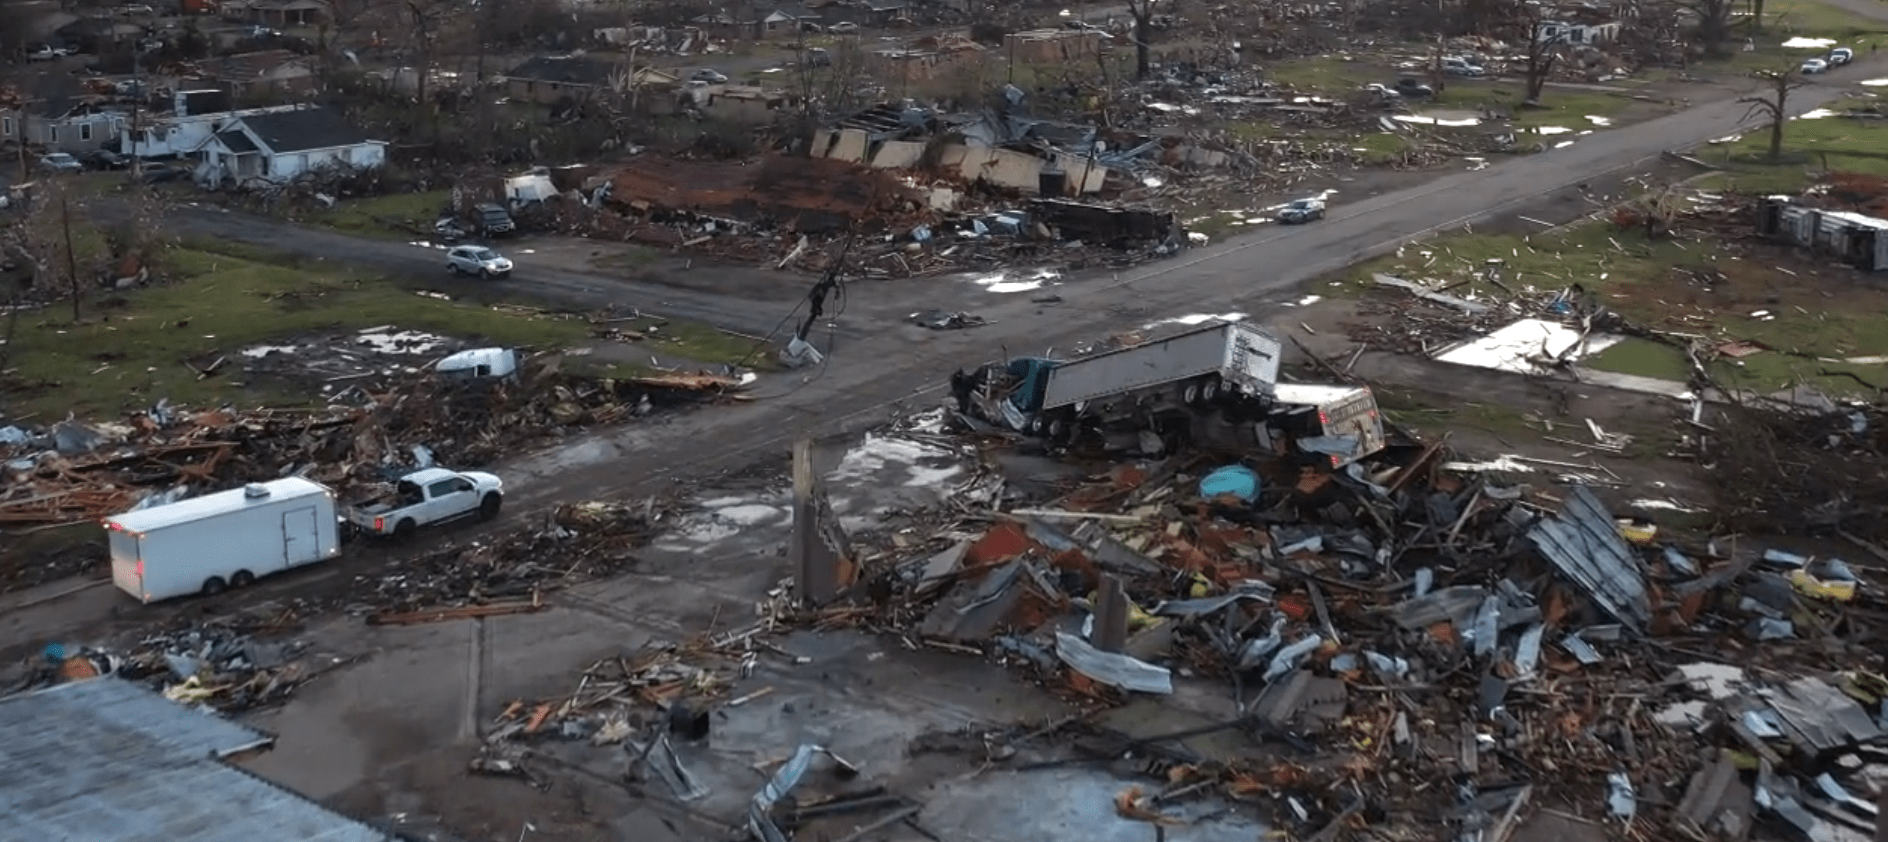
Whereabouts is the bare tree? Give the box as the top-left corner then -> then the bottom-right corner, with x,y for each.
1509,2 -> 1562,105
1739,69 -> 1802,160
1678,0 -> 1735,57
1125,0 -> 1154,80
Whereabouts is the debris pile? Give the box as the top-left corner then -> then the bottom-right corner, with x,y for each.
360,499 -> 667,618
769,416 -> 1888,839
0,366 -> 744,537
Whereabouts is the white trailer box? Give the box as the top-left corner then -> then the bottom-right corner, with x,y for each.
105,477 -> 342,603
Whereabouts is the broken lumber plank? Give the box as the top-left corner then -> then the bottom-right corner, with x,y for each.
367,598 -> 545,626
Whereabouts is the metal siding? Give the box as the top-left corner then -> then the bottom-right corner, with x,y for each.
0,678 -> 388,842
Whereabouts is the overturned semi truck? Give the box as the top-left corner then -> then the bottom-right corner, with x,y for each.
955,320 -> 1387,466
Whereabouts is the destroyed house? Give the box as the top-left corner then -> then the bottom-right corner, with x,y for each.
504,55 -> 618,104
1759,197 -> 1888,272
191,48 -> 317,97
0,677 -> 392,842
0,101 -> 125,153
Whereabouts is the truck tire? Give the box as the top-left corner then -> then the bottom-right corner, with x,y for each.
201,576 -> 227,596
231,570 -> 255,588
1047,416 -> 1069,443
1201,376 -> 1222,403
393,518 -> 416,542
1026,415 -> 1045,437
1182,382 -> 1202,406
479,493 -> 502,521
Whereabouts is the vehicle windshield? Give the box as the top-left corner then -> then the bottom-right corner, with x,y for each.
1290,200 -> 1315,209
468,248 -> 498,261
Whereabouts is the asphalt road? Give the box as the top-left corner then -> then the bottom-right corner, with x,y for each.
143,55 -> 1888,513
492,61 -> 1888,508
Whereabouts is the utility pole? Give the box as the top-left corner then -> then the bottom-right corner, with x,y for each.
61,193 -> 79,322
130,11 -> 144,180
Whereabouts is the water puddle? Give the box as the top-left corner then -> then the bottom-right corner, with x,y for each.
1144,312 -> 1246,329
1532,125 -> 1574,135
1862,79 -> 1888,86
966,268 -> 1062,294
355,329 -> 449,354
1795,108 -> 1841,120
1394,113 -> 1481,127
1585,115 -> 1613,126
1148,102 -> 1201,115
1781,36 -> 1836,48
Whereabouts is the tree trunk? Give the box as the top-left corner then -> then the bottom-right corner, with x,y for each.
1132,6 -> 1150,80
1768,109 -> 1784,158
1751,0 -> 1766,31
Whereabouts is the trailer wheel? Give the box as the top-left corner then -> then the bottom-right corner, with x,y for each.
1201,376 -> 1222,403
478,493 -> 503,521
1026,414 -> 1045,436
200,576 -> 228,596
231,570 -> 255,588
1182,382 -> 1202,405
392,519 -> 417,542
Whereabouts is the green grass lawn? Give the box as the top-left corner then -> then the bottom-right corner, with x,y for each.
1,238 -> 595,420
306,189 -> 453,240
1695,98 -> 1888,193
1346,216 -> 1888,395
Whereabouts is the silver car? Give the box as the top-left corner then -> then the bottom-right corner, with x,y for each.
445,245 -> 513,279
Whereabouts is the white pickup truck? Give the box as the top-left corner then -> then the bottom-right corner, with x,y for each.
345,467 -> 504,539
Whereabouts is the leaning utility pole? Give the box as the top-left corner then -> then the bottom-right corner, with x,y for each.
61,193 -> 79,321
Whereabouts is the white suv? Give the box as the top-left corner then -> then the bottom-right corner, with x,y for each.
445,245 -> 513,279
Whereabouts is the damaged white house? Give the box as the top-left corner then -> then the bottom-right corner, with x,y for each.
195,106 -> 386,184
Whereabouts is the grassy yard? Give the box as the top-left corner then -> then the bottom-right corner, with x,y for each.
1695,98 -> 1888,193
306,189 -> 453,241
1345,216 -> 1888,395
1,238 -> 595,420
1708,0 -> 1888,75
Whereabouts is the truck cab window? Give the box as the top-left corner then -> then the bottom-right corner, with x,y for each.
428,479 -> 458,498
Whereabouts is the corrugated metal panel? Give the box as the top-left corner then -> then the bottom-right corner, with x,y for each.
1526,484 -> 1651,632
0,678 -> 389,842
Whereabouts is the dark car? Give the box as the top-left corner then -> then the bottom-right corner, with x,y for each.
475,203 -> 515,236
84,149 -> 127,170
1275,197 -> 1327,224
139,163 -> 188,184
1394,77 -> 1435,98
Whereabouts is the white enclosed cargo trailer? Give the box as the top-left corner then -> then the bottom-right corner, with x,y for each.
105,477 -> 342,603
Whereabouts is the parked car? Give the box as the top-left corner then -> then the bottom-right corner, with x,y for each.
139,163 -> 188,184
433,216 -> 469,241
1828,46 -> 1854,66
84,149 -> 127,170
39,153 -> 83,174
1442,56 -> 1485,77
805,46 -> 831,67
28,44 -> 73,61
475,202 -> 515,236
1275,197 -> 1327,224
1801,57 -> 1829,74
828,21 -> 859,33
446,245 -> 513,278
690,68 -> 729,83
119,4 -> 157,14
1394,77 -> 1435,98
